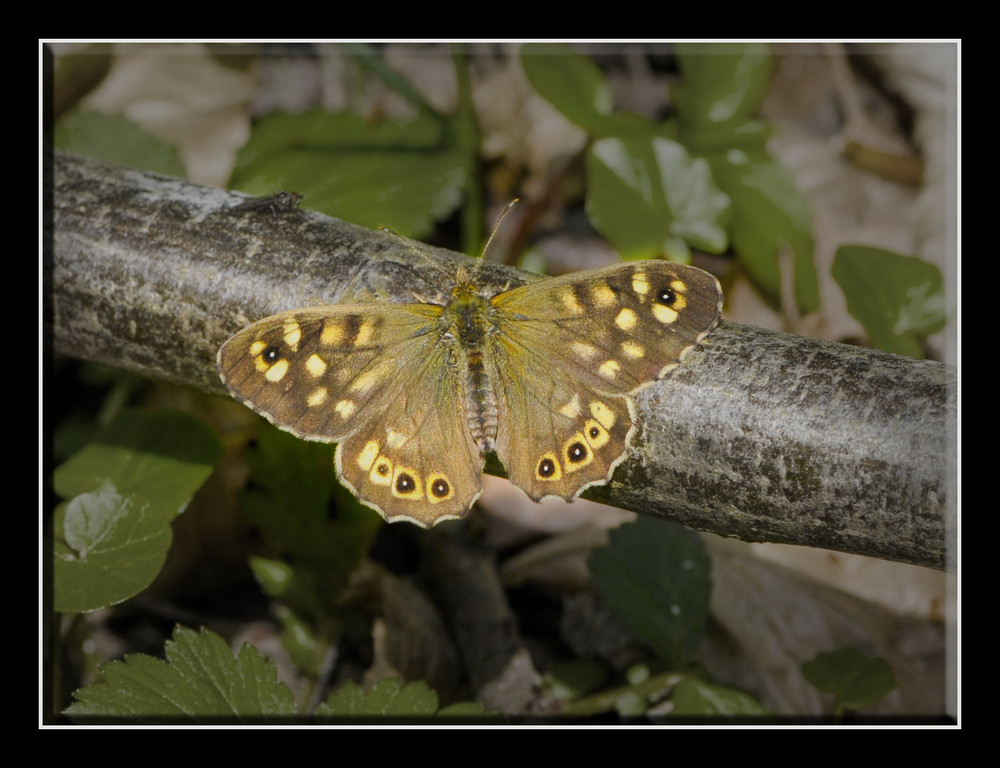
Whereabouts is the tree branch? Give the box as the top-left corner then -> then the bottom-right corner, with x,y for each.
49,150 -> 956,570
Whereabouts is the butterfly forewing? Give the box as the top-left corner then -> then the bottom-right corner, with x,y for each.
219,305 -> 435,440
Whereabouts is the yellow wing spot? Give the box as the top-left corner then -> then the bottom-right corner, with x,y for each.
350,360 -> 393,395
426,473 -> 454,503
535,452 -> 563,482
598,360 -> 620,380
559,394 -> 582,419
615,307 -> 637,331
264,359 -> 289,382
571,340 -> 599,361
250,340 -> 267,357
670,280 -> 688,309
386,429 -> 409,449
392,466 -> 424,499
632,272 -> 650,297
583,419 -> 610,450
334,399 -> 356,419
355,319 -> 375,347
350,369 -> 378,393
590,283 -> 616,308
307,387 -> 328,407
321,320 -> 347,347
283,320 -> 302,351
306,353 -> 327,378
357,439 -> 381,472
621,340 -> 645,359
560,288 -> 585,315
590,401 -> 616,429
652,303 -> 679,325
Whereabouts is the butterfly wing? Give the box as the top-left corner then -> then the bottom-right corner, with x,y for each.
218,304 -> 482,526
489,260 -> 722,501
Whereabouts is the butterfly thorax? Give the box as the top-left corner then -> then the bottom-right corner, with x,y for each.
441,281 -> 500,455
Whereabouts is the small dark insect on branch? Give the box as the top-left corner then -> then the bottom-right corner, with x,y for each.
226,191 -> 303,217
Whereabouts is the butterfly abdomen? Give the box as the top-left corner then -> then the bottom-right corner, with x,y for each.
444,284 -> 500,455
464,347 -> 499,454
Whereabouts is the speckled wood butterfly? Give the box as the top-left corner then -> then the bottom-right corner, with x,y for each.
218,257 -> 722,527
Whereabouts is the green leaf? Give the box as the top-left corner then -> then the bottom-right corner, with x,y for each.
586,135 -> 730,260
832,245 -> 948,358
230,110 -> 466,239
319,678 -> 439,717
520,42 -> 616,134
50,409 -> 222,613
317,678 -> 493,720
52,483 -> 173,613
52,408 -> 222,519
238,424 -> 382,588
802,648 -> 898,715
546,659 -> 610,701
64,626 -> 297,723
670,677 -> 772,716
672,43 -> 776,140
53,110 -> 187,177
588,517 -> 711,668
719,156 -> 819,313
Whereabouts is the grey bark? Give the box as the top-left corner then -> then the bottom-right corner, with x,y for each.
48,150 -> 957,571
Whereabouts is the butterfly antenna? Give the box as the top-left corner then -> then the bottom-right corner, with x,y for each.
481,198 -> 519,259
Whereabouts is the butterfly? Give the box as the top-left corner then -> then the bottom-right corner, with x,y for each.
218,257 -> 722,527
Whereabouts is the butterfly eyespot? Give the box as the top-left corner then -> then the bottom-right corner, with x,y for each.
566,441 -> 588,463
368,456 -> 394,487
394,471 -> 419,496
583,419 -> 611,450
537,454 -> 561,481
262,345 -> 282,363
656,286 -> 678,306
428,475 -> 452,501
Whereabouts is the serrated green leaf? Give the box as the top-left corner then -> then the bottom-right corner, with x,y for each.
64,626 -> 297,723
316,678 -> 492,720
802,648 -> 898,714
318,678 -> 439,717
670,676 -> 772,716
52,408 -> 222,521
586,135 -> 730,260
52,483 -> 173,613
832,245 -> 947,358
520,42 -> 616,134
230,110 -> 466,239
588,517 -> 711,668
436,700 -> 494,717
53,109 -> 187,177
